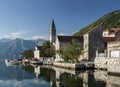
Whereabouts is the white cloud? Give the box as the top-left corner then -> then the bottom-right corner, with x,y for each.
24,34 -> 49,40
0,31 -> 49,40
58,33 -> 68,36
0,31 -> 26,39
31,35 -> 49,40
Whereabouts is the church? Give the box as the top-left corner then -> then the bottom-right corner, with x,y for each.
50,20 -> 83,62
50,20 -> 103,62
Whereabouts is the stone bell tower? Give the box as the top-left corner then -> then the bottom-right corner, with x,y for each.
50,19 -> 56,44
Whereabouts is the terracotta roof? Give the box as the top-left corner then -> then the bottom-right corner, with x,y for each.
103,28 -> 120,34
102,37 -> 117,42
114,28 -> 120,33
57,36 -> 83,42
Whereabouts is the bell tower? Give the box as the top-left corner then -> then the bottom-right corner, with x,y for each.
50,19 -> 56,44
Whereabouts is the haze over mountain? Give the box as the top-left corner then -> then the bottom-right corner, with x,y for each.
74,10 -> 120,36
0,38 -> 45,60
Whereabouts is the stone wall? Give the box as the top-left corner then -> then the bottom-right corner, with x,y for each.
53,62 -> 88,69
94,70 -> 107,81
107,74 -> 120,87
53,62 -> 76,69
94,57 -> 108,69
107,58 -> 120,73
94,57 -> 120,74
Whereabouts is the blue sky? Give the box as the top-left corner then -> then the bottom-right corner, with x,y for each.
0,0 -> 120,40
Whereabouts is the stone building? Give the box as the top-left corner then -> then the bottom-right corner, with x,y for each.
83,25 -> 103,61
55,35 -> 83,61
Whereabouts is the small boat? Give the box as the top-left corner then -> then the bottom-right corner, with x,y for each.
5,59 -> 20,66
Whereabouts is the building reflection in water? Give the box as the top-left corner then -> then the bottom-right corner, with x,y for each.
8,64 -> 120,87
50,66 -> 107,87
33,65 -> 40,79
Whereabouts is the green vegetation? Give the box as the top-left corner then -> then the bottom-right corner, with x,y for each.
40,41 -> 55,57
60,39 -> 83,63
40,68 -> 56,82
74,10 -> 120,36
60,73 -> 83,87
22,49 -> 34,59
22,65 -> 34,73
22,41 -> 55,59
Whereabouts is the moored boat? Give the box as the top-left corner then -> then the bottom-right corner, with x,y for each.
5,59 -> 21,66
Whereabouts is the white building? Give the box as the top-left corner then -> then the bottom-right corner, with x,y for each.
103,28 -> 120,37
34,46 -> 42,59
97,28 -> 120,58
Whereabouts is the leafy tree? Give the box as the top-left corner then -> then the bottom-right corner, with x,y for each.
61,39 -> 83,62
22,49 -> 34,59
40,41 -> 55,57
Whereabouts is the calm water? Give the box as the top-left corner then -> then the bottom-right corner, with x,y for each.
1,59 -> 120,87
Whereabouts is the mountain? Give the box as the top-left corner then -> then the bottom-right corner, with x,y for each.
0,38 -> 46,59
0,38 -> 12,42
74,10 -> 120,36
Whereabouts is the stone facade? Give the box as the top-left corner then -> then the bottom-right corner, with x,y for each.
83,25 -> 103,61
55,36 -> 83,60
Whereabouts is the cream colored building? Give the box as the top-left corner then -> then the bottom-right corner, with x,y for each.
107,39 -> 120,57
103,28 -> 120,37
99,28 -> 120,58
34,46 -> 42,59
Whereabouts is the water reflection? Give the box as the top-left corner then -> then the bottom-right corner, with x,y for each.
4,63 -> 120,87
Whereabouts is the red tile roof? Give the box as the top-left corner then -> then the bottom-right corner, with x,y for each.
104,28 -> 120,35
102,37 -> 117,42
57,36 -> 83,42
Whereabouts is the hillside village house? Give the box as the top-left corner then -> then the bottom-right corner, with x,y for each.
95,28 -> 120,69
103,28 -> 120,37
97,28 -> 120,58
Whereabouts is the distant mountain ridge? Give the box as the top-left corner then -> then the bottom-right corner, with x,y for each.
0,38 -> 46,59
0,38 -> 12,42
74,10 -> 120,36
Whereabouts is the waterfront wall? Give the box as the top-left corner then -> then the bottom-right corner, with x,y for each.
53,62 -> 94,70
107,58 -> 120,73
94,57 -> 120,73
94,70 -> 107,82
53,62 -> 76,69
94,57 -> 108,69
107,74 -> 120,87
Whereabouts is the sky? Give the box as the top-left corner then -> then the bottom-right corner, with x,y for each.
0,0 -> 120,40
